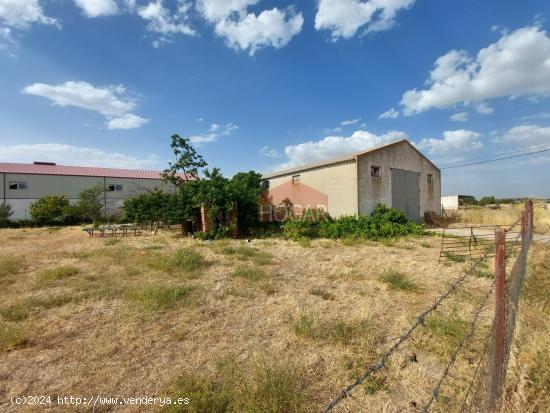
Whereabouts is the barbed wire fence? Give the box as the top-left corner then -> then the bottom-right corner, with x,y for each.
321,199 -> 535,413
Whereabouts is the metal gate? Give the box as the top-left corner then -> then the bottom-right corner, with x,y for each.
391,168 -> 420,223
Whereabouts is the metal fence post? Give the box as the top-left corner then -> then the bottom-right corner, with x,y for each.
489,228 -> 506,411
525,199 -> 534,239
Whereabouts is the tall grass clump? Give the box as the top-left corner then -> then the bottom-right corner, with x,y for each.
379,269 -> 417,291
0,256 -> 21,278
39,265 -> 79,281
231,265 -> 266,281
146,248 -> 206,278
0,322 -> 29,352
165,358 -> 309,413
127,284 -> 195,312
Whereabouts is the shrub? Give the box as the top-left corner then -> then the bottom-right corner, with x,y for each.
76,185 -> 104,224
284,205 -> 424,241
29,195 -> 77,225
282,220 -> 317,241
0,203 -> 13,227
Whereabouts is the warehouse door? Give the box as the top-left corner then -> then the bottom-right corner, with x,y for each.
391,168 -> 420,223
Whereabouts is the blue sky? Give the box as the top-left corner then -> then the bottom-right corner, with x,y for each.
1,0 -> 550,198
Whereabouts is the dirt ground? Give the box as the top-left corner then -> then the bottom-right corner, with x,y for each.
0,227 -> 508,412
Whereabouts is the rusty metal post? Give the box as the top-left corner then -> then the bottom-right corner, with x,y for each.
489,228 -> 506,411
525,199 -> 534,239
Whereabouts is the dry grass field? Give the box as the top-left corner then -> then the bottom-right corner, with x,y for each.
455,204 -> 550,234
0,227 -> 547,412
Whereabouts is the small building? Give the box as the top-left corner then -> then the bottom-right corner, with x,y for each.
261,140 -> 441,223
0,162 -> 188,220
441,195 -> 476,211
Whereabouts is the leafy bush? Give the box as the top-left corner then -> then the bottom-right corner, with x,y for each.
123,191 -> 188,225
282,220 -> 317,241
283,205 -> 424,241
0,204 -> 13,227
75,185 -> 104,224
29,195 -> 78,225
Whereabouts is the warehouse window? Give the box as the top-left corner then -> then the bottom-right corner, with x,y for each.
427,174 -> 434,184
261,180 -> 270,190
371,166 -> 381,177
9,181 -> 28,190
292,175 -> 300,184
107,184 -> 123,192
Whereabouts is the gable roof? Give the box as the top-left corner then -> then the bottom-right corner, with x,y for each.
0,162 -> 192,180
262,139 -> 439,180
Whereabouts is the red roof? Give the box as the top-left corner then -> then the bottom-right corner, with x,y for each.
0,163 -> 192,180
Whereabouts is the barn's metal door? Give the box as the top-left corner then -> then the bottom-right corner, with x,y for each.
391,168 -> 420,223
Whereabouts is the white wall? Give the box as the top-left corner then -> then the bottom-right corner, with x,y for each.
441,195 -> 459,211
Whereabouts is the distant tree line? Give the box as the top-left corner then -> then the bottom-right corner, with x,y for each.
462,196 -> 526,207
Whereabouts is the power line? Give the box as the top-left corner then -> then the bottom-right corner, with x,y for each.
441,147 -> 550,169
438,144 -> 550,168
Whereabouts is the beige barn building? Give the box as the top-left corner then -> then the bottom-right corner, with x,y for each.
0,162 -> 184,220
261,140 -> 441,223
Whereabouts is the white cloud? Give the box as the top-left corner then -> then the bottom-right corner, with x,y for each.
0,143 -> 159,169
315,0 -> 415,40
22,80 -> 149,129
341,118 -> 361,126
416,129 -> 482,155
379,107 -> 400,119
196,0 -> 303,55
527,156 -> 550,165
74,0 -> 118,17
278,129 -> 407,168
196,0 -> 258,22
0,0 -> 57,28
522,111 -> 550,120
107,113 -> 150,130
496,124 -> 550,146
401,26 -> 550,115
138,0 -> 195,46
259,146 -> 281,158
475,101 -> 494,114
324,126 -> 342,134
450,112 -> 468,122
190,122 -> 239,144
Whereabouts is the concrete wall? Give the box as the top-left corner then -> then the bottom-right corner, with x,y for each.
441,195 -> 459,211
264,160 -> 358,217
357,141 -> 441,218
1,173 -> 175,220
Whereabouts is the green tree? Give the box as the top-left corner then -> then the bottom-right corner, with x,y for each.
192,168 -> 231,224
479,196 -> 497,206
162,134 -> 207,185
0,203 -> 13,226
76,185 -> 104,224
30,195 -> 72,225
227,171 -> 262,229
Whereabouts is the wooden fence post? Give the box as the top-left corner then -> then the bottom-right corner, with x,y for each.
489,228 -> 506,411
